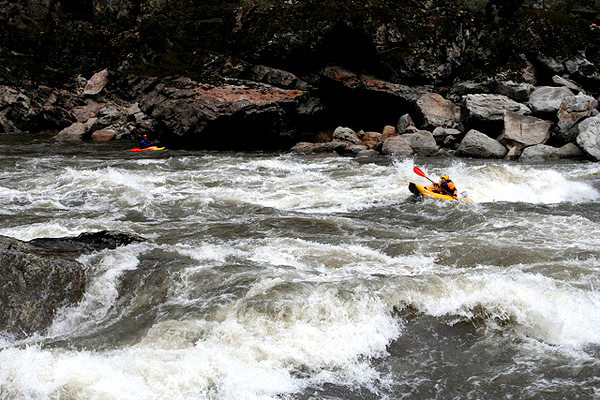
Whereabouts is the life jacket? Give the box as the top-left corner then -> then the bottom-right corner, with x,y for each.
439,179 -> 457,197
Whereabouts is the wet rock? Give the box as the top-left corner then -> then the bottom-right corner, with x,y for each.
528,86 -> 574,114
498,111 -> 552,149
290,141 -> 347,155
518,143 -> 584,162
0,235 -> 85,339
416,92 -> 460,130
576,115 -> 600,161
29,230 -> 146,253
356,149 -> 380,158
456,129 -> 508,159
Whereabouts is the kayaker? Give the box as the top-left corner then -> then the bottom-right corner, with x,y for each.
139,135 -> 152,148
435,174 -> 457,198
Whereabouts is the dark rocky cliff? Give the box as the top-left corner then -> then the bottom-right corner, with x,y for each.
1,0 -> 600,152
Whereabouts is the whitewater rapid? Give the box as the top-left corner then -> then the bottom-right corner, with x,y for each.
1,139 -> 599,399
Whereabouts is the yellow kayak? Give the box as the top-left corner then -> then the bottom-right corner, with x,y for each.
409,182 -> 472,202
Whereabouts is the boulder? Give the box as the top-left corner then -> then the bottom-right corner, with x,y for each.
356,149 -> 380,158
462,94 -> 531,123
495,80 -> 534,103
54,122 -> 89,141
576,115 -> 600,161
402,130 -> 439,156
290,141 -> 347,155
518,143 -> 583,162
397,114 -> 415,134
83,68 -> 110,96
332,126 -> 361,144
416,92 -> 460,129
456,129 -> 508,158
0,235 -> 85,339
91,129 -> 116,142
498,111 -> 552,149
382,125 -> 397,139
557,94 -> 599,142
528,86 -> 574,114
519,144 -> 562,162
552,75 -> 584,94
382,136 -> 413,156
360,131 -> 383,149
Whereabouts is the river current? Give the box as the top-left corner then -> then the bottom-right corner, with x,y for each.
1,133 -> 600,399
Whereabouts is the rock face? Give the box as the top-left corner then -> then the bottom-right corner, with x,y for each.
1,0 -> 600,159
0,235 -> 85,339
0,231 -> 145,339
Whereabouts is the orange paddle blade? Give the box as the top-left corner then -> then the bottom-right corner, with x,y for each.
413,166 -> 426,177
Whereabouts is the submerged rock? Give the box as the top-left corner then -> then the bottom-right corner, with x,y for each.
0,231 -> 145,339
0,235 -> 85,339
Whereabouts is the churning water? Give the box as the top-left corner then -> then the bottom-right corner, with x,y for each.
1,134 -> 600,399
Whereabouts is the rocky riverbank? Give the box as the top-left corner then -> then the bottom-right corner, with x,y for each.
1,0 -> 600,159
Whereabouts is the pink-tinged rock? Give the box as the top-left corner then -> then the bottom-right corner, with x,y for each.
499,111 -> 552,149
91,129 -> 115,142
416,92 -> 460,129
382,125 -> 397,139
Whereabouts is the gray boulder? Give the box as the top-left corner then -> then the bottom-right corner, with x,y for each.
462,94 -> 531,123
382,136 -> 413,156
402,130 -> 439,156
528,86 -> 574,114
332,126 -> 361,145
519,143 -> 585,162
457,129 -> 508,158
576,115 -> 600,161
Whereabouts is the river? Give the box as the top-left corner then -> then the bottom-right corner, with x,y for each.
1,133 -> 600,399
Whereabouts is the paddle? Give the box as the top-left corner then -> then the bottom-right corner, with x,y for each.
413,166 -> 455,198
